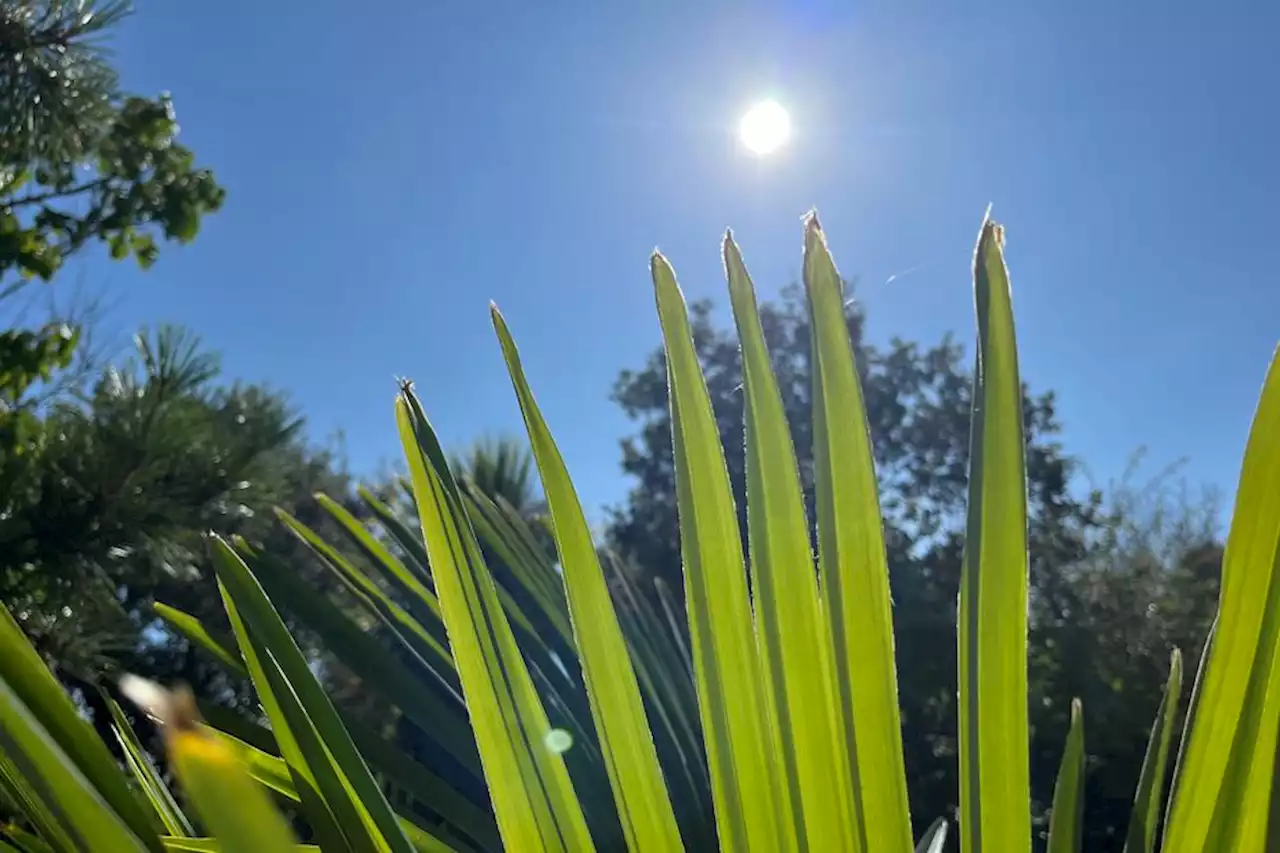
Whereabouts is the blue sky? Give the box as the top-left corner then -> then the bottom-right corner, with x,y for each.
87,0 -> 1278,523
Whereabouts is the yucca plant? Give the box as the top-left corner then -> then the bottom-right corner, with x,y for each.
0,213 -> 1276,853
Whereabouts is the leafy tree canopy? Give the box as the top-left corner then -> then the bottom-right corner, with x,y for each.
0,0 -> 224,283
0,0 -> 225,497
0,327 -> 353,699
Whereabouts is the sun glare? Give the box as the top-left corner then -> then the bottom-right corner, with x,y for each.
739,99 -> 791,156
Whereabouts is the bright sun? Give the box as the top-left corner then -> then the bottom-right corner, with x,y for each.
739,100 -> 791,155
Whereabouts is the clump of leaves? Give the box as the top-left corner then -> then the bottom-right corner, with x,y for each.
1,0 -> 225,282
0,214 -> 1275,853
0,0 -> 226,472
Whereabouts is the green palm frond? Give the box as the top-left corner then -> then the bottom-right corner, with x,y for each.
0,213 -> 1275,853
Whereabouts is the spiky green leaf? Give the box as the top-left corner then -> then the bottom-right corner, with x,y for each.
957,217 -> 1032,853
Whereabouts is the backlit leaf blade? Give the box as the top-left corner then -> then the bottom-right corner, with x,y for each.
453,488 -> 586,696
357,485 -> 434,582
0,603 -> 163,848
233,540 -> 480,776
653,578 -> 695,687
450,485 -> 594,757
211,538 -> 417,853
196,702 -> 279,755
0,752 -> 71,853
458,492 -> 603,769
803,215 -> 914,852
608,557 -> 700,742
312,492 -> 443,622
210,726 -> 500,853
0,676 -> 148,852
914,818 -> 948,853
1123,649 -> 1182,853
461,488 -> 574,646
154,603 -> 247,678
343,728 -> 499,852
1162,348 -> 1280,852
214,573 -> 362,852
492,305 -> 684,852
105,693 -> 195,838
651,250 -> 790,852
274,508 -> 455,674
160,840 -> 316,853
1046,699 -> 1085,853
165,716 -> 298,853
281,504 -> 586,749
605,552 -> 709,820
958,216 -> 1032,853
724,231 -> 854,849
1167,620 -> 1213,810
466,487 -> 568,616
153,602 -> 494,845
396,387 -> 594,852
209,729 -> 296,802
1,823 -> 56,853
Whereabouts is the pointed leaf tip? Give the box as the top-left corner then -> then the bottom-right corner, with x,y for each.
915,818 -> 949,853
722,232 -> 743,268
978,209 -> 1005,251
1047,698 -> 1086,853
803,214 -> 830,257
959,206 -> 1030,853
